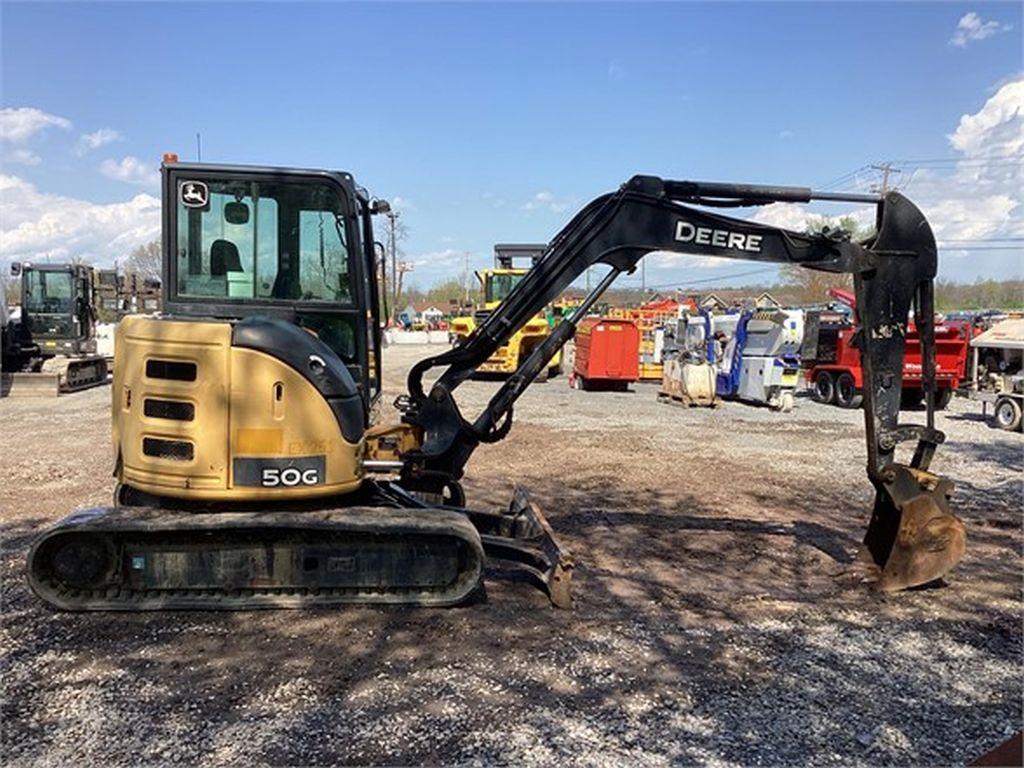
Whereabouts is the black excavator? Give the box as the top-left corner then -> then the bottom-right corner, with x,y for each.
3,262 -> 108,394
26,158 -> 965,610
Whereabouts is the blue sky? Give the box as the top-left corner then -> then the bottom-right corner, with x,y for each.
2,2 -> 1021,289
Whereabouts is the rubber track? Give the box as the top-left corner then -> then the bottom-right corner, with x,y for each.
28,506 -> 485,610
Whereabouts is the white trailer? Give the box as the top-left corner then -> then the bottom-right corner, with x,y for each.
962,318 -> 1024,431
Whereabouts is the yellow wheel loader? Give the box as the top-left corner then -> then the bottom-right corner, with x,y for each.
450,244 -> 562,378
27,161 -> 965,610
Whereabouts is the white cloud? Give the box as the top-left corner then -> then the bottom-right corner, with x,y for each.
100,155 -> 159,188
920,78 -> 1024,246
607,61 -> 625,83
75,128 -> 122,155
751,202 -> 810,231
751,202 -> 876,234
644,251 -> 729,270
949,12 -> 1012,48
0,107 -> 72,143
410,247 -> 465,271
0,175 -> 160,265
948,79 -> 1024,156
779,130 -> 794,140
4,148 -> 41,166
402,248 -> 492,289
757,80 -> 1023,245
391,195 -> 416,212
522,190 -> 576,213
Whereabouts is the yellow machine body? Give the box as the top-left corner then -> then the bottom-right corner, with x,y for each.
113,315 -> 365,501
450,268 -> 561,375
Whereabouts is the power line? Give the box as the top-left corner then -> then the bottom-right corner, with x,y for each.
818,165 -> 871,190
638,266 -> 780,292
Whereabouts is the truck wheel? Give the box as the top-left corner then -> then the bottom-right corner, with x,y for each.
813,371 -> 835,404
993,397 -> 1022,431
934,388 -> 954,410
835,373 -> 862,409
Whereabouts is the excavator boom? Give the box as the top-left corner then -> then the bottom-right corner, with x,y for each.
402,175 -> 964,590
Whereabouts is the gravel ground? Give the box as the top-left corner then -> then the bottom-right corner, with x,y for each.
1,342 -> 1021,766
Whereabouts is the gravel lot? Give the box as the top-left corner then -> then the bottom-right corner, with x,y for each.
2,342 -> 1021,766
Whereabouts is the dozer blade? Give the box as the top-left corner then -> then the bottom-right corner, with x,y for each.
861,465 -> 966,591
41,355 -> 109,393
475,487 -> 574,608
27,507 -> 484,610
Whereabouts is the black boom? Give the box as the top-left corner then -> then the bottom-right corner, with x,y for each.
402,176 -> 939,481
399,175 -> 961,588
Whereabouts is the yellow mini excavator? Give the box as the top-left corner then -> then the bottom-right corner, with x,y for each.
27,157 -> 966,610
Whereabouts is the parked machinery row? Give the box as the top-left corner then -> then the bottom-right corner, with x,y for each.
659,307 -> 804,411
2,262 -> 162,396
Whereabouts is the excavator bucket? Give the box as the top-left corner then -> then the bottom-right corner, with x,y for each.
860,465 -> 966,591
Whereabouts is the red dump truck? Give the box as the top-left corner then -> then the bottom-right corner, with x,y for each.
803,288 -> 970,409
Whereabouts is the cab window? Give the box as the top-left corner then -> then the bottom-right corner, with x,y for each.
176,180 -> 352,305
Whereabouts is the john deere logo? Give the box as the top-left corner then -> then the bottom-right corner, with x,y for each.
180,181 -> 209,208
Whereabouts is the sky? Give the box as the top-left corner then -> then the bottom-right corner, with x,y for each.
1,1 -> 1022,292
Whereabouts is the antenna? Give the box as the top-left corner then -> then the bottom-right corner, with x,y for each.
196,132 -> 202,162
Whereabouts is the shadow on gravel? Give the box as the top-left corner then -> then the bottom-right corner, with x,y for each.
949,438 -> 1024,471
1,471 -> 1020,767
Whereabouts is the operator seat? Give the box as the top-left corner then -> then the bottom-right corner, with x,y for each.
210,239 -> 242,276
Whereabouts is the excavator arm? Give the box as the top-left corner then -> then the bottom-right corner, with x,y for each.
401,175 -> 965,591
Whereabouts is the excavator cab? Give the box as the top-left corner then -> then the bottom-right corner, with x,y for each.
26,158 -> 572,610
14,263 -> 97,357
161,163 -> 384,406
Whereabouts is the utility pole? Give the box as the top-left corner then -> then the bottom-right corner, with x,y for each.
462,251 -> 470,305
386,210 -> 400,317
869,162 -> 900,194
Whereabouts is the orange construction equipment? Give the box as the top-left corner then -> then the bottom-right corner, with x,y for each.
608,298 -> 679,380
571,317 -> 640,391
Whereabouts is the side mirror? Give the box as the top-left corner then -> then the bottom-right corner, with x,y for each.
224,202 -> 250,225
10,263 -> 21,277
370,199 -> 391,215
